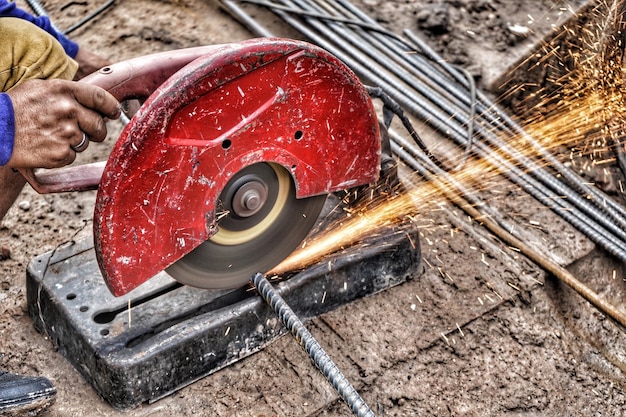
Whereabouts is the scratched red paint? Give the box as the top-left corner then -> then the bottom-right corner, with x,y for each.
93,38 -> 381,296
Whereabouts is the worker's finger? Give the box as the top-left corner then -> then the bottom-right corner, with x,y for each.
69,81 -> 121,120
75,107 -> 109,143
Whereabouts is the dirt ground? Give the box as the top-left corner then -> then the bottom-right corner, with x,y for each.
2,0 -> 626,416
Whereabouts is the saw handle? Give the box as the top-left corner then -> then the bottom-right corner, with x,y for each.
19,45 -> 220,194
19,162 -> 106,194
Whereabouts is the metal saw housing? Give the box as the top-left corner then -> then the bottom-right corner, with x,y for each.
91,38 -> 382,296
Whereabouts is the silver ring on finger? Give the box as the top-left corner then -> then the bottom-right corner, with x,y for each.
71,132 -> 89,153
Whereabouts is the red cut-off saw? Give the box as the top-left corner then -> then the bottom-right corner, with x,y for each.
20,38 -> 382,297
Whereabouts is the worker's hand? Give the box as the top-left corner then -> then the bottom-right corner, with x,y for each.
6,78 -> 121,169
73,48 -> 112,80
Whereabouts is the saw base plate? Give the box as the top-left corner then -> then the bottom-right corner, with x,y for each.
26,209 -> 422,410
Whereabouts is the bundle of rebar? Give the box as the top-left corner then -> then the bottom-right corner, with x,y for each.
221,0 -> 626,264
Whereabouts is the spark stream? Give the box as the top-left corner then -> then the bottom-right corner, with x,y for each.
272,5 -> 626,274
271,88 -> 626,275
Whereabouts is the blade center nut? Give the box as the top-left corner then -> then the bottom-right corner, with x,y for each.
232,181 -> 268,218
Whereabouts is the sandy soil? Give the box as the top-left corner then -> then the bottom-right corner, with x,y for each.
1,0 -> 626,416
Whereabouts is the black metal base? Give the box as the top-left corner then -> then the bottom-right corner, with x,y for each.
26,220 -> 421,410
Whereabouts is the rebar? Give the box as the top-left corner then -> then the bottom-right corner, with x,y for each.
250,273 -> 376,417
391,130 -> 626,262
314,0 -> 626,233
25,0 -> 60,32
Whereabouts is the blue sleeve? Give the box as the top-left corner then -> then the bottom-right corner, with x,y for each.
0,93 -> 14,166
0,1 -> 79,58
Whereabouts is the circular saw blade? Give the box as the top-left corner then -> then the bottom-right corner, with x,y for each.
166,163 -> 326,289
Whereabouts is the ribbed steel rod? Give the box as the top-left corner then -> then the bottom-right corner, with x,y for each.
312,0 -> 626,233
274,0 -> 626,243
304,0 -> 626,233
25,0 -> 49,17
284,0 -> 626,244
400,28 -> 626,224
387,131 -> 522,237
313,0 -> 477,121
250,273 -> 376,417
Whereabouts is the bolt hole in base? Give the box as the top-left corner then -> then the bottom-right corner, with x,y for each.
166,162 -> 326,289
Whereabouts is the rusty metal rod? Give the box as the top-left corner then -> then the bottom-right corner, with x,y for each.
391,125 -> 626,265
330,0 -> 626,224
313,0 -> 626,236
250,273 -> 376,417
403,27 -> 626,226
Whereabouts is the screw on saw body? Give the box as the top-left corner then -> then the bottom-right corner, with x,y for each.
250,273 -> 376,417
